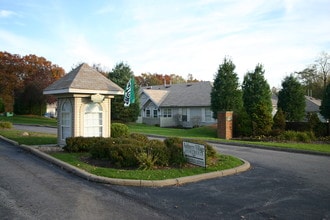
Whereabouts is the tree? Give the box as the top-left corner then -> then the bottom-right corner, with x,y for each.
320,83 -> 330,121
315,51 -> 330,91
277,75 -> 306,122
242,64 -> 273,135
272,108 -> 286,131
0,52 -> 22,112
210,57 -> 242,119
135,73 -> 186,87
296,66 -> 324,99
108,62 -> 140,122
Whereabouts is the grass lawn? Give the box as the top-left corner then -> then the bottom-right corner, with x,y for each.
0,115 -> 57,127
0,129 -> 57,145
0,114 -> 328,154
51,152 -> 243,180
128,123 -> 330,154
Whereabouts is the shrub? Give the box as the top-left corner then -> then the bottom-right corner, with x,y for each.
136,151 -> 159,170
272,108 -> 286,131
0,121 -> 13,129
129,133 -> 149,143
111,123 -> 129,138
164,137 -> 186,166
279,130 -> 316,143
64,137 -> 103,152
145,139 -> 169,166
90,137 -> 146,168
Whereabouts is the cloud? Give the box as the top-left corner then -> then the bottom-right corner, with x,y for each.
0,10 -> 16,18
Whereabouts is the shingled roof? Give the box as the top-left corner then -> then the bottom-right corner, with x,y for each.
141,81 -> 212,107
44,63 -> 124,95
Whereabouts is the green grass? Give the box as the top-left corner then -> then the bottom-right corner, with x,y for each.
128,123 -> 330,154
51,152 -> 243,180
0,115 -> 328,154
0,115 -> 57,127
127,123 -> 217,138
239,140 -> 330,154
0,129 -> 57,145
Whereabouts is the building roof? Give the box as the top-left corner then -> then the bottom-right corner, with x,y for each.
141,81 -> 213,107
142,89 -> 169,107
43,63 -> 124,95
305,96 -> 321,112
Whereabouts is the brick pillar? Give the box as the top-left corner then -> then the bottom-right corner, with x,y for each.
217,111 -> 233,139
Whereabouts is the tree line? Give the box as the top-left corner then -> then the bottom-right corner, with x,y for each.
211,54 -> 330,137
0,51 -> 65,114
1,50 -> 329,135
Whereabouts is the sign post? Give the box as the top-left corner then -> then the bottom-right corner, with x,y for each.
183,141 -> 206,168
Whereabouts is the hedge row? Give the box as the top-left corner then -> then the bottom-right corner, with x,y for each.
65,134 -> 217,169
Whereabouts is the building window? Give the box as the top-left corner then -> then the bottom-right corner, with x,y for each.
84,103 -> 103,137
153,109 -> 158,118
61,100 -> 72,140
146,109 -> 151,117
182,108 -> 187,121
205,109 -> 212,122
163,108 -> 172,118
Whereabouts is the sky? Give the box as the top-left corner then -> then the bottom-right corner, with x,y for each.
0,0 -> 329,88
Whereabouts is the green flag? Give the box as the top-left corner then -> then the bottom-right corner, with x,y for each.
124,77 -> 135,107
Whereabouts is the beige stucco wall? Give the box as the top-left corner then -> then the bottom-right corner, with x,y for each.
56,93 -> 113,146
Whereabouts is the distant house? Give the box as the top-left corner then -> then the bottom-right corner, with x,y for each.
138,81 -> 216,127
271,95 -> 326,122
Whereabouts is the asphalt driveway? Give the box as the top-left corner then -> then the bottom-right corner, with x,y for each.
4,125 -> 330,219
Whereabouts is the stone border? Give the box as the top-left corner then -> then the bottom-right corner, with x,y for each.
0,135 -> 250,187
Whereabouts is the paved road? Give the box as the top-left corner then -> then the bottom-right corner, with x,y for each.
13,124 -> 57,135
111,144 -> 330,219
0,139 -> 169,219
3,125 -> 330,219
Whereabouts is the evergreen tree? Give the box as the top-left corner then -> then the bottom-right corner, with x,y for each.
108,62 -> 140,122
272,108 -> 286,131
242,64 -> 273,135
278,75 -> 306,122
320,83 -> 330,121
211,57 -> 242,119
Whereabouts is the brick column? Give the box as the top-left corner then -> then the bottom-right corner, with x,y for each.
217,111 -> 233,139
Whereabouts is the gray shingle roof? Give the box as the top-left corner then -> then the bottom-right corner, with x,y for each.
43,63 -> 124,95
141,81 -> 212,107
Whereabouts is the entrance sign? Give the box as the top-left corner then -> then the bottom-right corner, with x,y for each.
183,141 -> 206,167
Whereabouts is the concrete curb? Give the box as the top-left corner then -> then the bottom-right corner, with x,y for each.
0,135 -> 250,187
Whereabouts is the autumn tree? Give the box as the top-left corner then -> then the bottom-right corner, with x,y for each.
242,64 -> 273,135
211,57 -> 242,118
135,73 -> 187,87
108,62 -> 140,122
0,51 -> 64,114
0,52 -> 22,112
277,75 -> 306,122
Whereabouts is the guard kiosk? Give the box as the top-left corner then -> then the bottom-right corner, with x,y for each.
43,63 -> 124,146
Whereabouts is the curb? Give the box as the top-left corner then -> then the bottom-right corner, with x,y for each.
0,135 -> 250,187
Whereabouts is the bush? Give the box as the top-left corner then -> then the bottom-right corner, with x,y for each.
145,139 -> 169,166
111,123 -> 129,138
90,137 -> 146,168
0,121 -> 13,129
64,137 -> 103,152
279,130 -> 315,143
129,133 -> 149,143
164,137 -> 186,166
